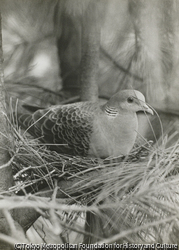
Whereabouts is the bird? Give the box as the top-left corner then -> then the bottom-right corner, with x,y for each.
17,89 -> 153,158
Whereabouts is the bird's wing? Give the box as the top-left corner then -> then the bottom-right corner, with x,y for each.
17,102 -> 98,156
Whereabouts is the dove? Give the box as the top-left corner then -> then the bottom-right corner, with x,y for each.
17,90 -> 153,158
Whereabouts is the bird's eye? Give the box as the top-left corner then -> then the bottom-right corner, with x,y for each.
127,97 -> 134,103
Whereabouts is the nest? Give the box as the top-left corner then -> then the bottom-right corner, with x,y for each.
5,117 -> 179,244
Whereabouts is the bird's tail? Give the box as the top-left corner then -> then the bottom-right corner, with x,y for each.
12,110 -> 37,138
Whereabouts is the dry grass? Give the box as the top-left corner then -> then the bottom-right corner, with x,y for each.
0,114 -> 179,244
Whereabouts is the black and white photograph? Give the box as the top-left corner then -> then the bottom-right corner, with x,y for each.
0,0 -> 179,249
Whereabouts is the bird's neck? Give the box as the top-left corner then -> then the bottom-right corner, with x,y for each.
93,106 -> 138,157
102,103 -> 134,118
103,104 -> 118,117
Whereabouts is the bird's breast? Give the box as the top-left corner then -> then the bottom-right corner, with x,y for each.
88,113 -> 138,158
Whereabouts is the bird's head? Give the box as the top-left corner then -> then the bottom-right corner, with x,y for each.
104,90 -> 153,116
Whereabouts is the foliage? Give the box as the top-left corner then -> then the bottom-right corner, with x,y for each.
0,118 -> 179,244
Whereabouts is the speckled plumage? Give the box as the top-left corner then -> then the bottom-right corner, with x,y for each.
17,90 -> 153,158
18,102 -> 99,156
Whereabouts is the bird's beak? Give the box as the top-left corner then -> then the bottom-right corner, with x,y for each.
142,103 -> 154,115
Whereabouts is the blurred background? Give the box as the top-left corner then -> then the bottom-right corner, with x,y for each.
2,0 -> 179,111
